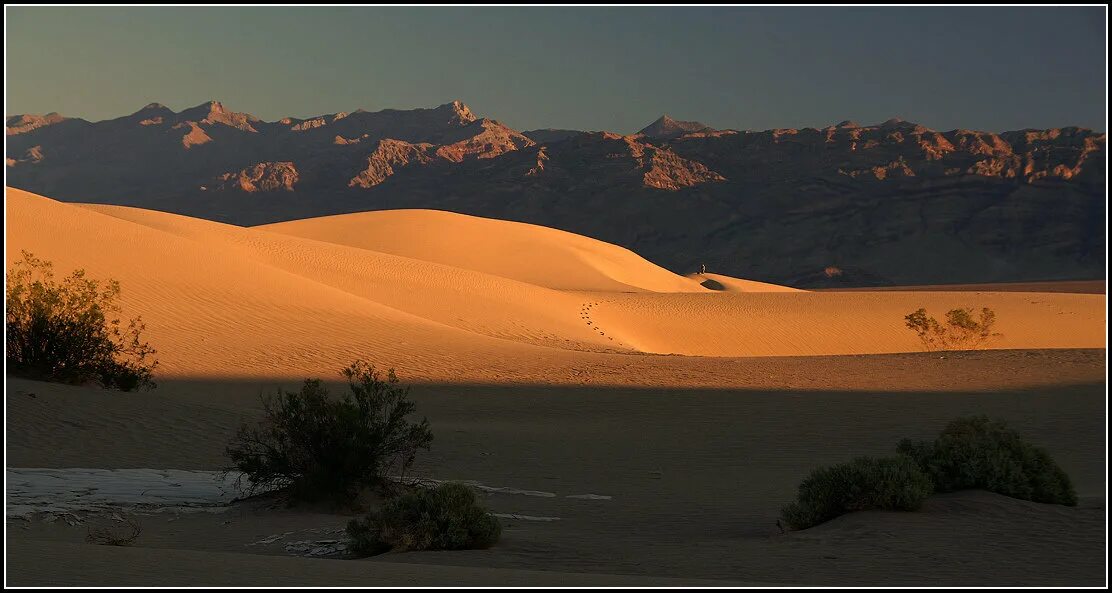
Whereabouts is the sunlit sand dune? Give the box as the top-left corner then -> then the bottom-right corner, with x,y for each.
258,209 -> 707,293
80,201 -> 623,353
581,290 -> 1104,356
6,187 -> 1105,381
10,190 -> 519,378
686,272 -> 804,292
5,187 -> 1106,587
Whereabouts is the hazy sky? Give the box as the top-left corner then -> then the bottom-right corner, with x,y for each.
5,6 -> 1107,133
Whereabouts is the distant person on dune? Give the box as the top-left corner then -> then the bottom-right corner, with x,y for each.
700,263 -> 707,275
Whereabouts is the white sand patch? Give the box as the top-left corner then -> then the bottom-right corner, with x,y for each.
398,476 -> 558,498
492,513 -> 561,522
6,468 -> 251,519
283,539 -> 348,557
247,532 -> 293,546
248,528 -> 350,557
7,468 -> 597,523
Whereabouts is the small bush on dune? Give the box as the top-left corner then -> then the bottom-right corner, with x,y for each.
225,360 -> 433,504
897,415 -> 1077,506
347,482 -> 502,556
904,307 -> 1000,352
779,416 -> 1079,531
779,456 -> 933,531
5,251 -> 157,391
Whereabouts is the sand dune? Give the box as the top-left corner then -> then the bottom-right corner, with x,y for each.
581,290 -> 1104,356
259,209 -> 707,293
6,186 -> 1106,586
819,280 -> 1106,294
686,272 -> 804,293
5,187 -> 1106,380
81,200 -> 623,353
10,190 -> 514,379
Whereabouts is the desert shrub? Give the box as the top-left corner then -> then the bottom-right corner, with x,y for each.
897,416 -> 1077,506
904,307 -> 999,351
225,360 -> 433,504
347,482 -> 501,556
779,456 -> 934,531
5,251 -> 157,390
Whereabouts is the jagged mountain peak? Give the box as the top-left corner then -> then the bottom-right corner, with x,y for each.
6,112 -> 69,135
639,115 -> 714,138
180,100 -> 222,115
435,100 -> 478,125
129,103 -> 174,120
178,100 -> 258,122
4,100 -> 1104,287
879,117 -> 920,129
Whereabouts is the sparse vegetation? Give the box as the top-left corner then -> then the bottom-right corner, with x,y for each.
225,360 -> 433,504
904,306 -> 1000,351
898,415 -> 1077,506
780,415 -> 1078,531
346,482 -> 502,556
5,251 -> 157,391
85,517 -> 143,546
779,456 -> 933,531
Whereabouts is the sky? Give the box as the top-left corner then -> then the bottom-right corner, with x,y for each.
5,6 -> 1107,133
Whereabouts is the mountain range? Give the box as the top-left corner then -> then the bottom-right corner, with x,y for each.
6,100 -> 1105,286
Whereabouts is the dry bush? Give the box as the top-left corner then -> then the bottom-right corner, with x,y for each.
85,517 -> 142,546
226,360 -> 433,505
6,251 -> 157,390
904,307 -> 1000,351
898,416 -> 1077,506
779,456 -> 933,531
778,415 -> 1077,531
347,482 -> 501,556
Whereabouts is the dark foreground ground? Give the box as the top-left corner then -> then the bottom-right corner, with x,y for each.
5,350 -> 1107,586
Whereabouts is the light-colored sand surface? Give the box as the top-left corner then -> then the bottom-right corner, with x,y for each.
6,188 -> 1106,379
5,186 -> 1107,586
580,289 -> 1103,356
259,208 -> 708,293
820,279 -> 1106,294
687,271 -> 806,293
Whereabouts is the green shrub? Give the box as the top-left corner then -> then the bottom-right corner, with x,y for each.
904,307 -> 1000,351
898,416 -> 1077,506
780,456 -> 934,530
347,482 -> 501,556
5,251 -> 157,391
225,360 -> 433,504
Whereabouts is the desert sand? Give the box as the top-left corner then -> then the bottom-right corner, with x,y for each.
6,188 -> 1105,377
5,186 -> 1107,586
7,375 -> 1106,586
818,280 -> 1107,294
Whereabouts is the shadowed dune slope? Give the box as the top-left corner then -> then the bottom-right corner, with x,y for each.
686,272 -> 805,293
258,209 -> 707,293
78,200 -> 623,353
9,188 -> 610,379
5,541 -> 758,587
5,187 -> 1105,379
